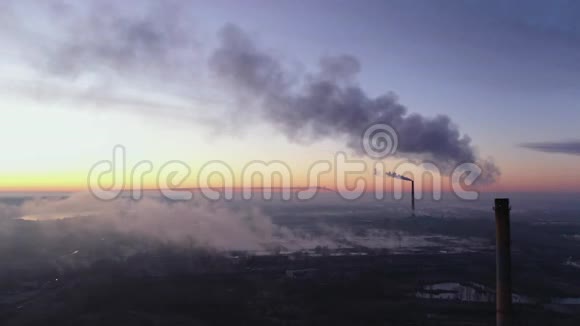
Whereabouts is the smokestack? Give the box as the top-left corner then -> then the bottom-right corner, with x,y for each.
382,171 -> 416,216
411,180 -> 415,216
494,198 -> 512,326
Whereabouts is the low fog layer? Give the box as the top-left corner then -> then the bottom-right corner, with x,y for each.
9,193 -> 288,252
0,193 -> 492,255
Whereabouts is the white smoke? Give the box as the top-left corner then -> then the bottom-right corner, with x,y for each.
0,193 -> 490,259
17,193 -> 289,251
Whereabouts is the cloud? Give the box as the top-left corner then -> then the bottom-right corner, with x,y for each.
29,1 -> 199,83
0,79 -> 211,123
519,140 -> 580,156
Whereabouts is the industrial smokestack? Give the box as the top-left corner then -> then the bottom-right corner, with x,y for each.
494,198 -> 512,326
411,180 -> 415,216
381,171 -> 415,216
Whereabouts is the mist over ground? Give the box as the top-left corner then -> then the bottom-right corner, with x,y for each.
0,191 -> 578,256
1,191 -> 580,325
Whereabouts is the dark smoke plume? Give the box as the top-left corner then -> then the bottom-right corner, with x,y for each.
3,1 -> 500,183
210,25 -> 500,183
385,172 -> 413,182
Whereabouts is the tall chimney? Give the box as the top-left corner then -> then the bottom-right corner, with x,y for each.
494,198 -> 512,326
411,180 -> 415,216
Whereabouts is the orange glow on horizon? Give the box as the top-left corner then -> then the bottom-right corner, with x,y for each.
1,168 -> 578,194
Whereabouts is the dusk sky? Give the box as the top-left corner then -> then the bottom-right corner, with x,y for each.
0,0 -> 579,193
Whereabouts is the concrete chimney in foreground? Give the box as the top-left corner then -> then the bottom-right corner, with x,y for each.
494,198 -> 512,326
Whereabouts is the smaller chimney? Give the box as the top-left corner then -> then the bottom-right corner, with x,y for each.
494,198 -> 512,326
411,180 -> 415,216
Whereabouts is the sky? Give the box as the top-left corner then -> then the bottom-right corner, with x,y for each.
0,0 -> 579,193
